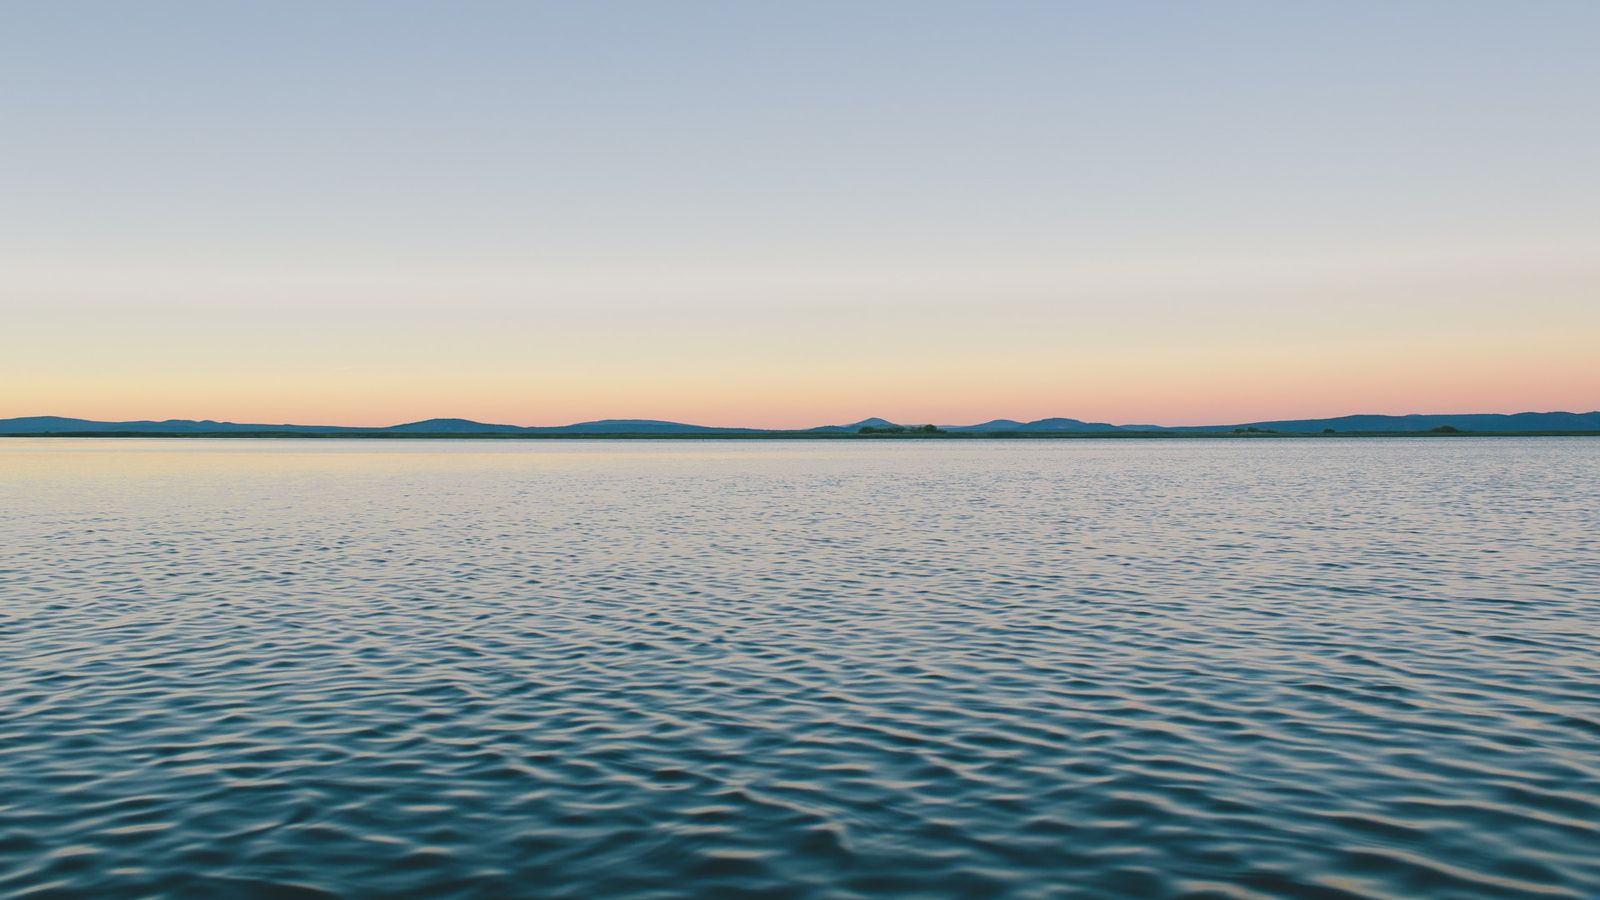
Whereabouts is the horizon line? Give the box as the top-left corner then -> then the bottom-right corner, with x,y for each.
4,408 -> 1598,433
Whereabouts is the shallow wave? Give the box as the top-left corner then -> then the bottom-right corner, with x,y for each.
2,438 -> 1597,898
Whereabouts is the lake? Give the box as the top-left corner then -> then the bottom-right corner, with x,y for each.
2,438 -> 1597,898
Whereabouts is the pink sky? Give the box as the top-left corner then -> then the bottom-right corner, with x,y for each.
8,290 -> 1596,428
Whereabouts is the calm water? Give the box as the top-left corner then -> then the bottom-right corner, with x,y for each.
2,438 -> 1597,899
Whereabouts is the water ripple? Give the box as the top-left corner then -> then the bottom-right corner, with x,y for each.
1,438 -> 1597,898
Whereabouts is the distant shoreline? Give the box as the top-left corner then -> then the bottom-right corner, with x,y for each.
5,430 -> 1598,440
7,411 -> 1597,437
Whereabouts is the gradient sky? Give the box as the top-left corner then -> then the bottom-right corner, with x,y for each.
3,2 -> 1597,427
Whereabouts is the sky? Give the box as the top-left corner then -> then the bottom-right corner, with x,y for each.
3,1 -> 1597,428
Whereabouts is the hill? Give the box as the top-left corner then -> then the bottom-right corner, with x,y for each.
1177,411 -> 1600,433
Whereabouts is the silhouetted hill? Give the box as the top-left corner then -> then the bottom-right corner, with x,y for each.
1178,411 -> 1600,433
809,417 -> 898,433
942,411 -> 1600,433
524,419 -> 750,434
949,419 -> 1024,431
387,418 -> 523,433
0,416 -> 749,435
946,417 -> 1125,432
0,416 -> 361,434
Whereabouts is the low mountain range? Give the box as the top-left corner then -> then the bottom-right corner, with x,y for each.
2,411 -> 1596,435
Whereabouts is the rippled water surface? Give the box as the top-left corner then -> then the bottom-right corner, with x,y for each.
2,438 -> 1598,898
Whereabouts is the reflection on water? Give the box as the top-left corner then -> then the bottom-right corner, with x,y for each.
2,438 -> 1597,898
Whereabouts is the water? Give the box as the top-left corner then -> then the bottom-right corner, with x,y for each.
2,438 -> 1597,899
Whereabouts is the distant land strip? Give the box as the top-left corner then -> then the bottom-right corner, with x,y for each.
2,412 -> 1598,437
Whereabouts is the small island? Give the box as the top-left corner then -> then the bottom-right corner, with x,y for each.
858,424 -> 944,435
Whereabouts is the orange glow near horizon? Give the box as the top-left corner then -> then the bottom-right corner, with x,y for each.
8,292 -> 1597,429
